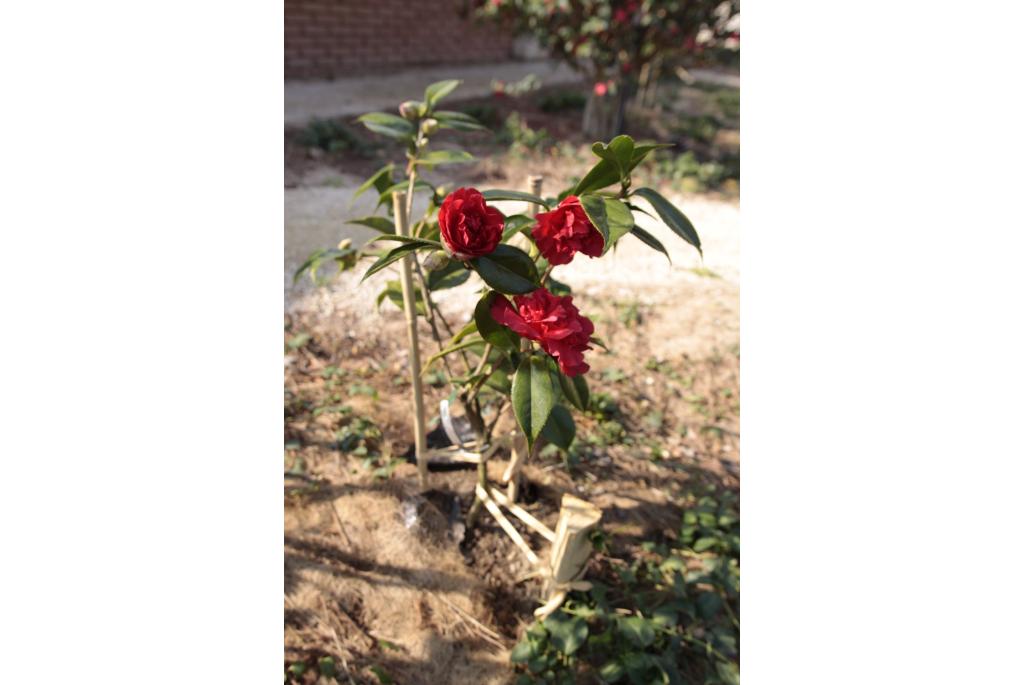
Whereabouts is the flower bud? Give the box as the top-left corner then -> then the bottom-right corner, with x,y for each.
420,118 -> 439,135
422,251 -> 450,272
399,100 -> 422,121
337,238 -> 352,250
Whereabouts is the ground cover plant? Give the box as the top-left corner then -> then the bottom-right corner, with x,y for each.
286,80 -> 739,684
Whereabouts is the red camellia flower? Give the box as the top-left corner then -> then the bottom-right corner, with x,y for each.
532,195 -> 604,266
438,187 -> 504,259
491,288 -> 595,377
593,81 -> 608,97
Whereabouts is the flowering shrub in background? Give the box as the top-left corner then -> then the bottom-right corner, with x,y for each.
474,0 -> 740,136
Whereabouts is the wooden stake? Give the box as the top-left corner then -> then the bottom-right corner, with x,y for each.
393,190 -> 428,490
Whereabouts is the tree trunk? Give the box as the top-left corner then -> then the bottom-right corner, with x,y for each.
582,86 -> 624,141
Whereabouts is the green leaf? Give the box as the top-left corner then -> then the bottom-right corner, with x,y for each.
693,537 -> 718,552
573,158 -> 620,196
353,164 -> 395,201
416,149 -> 474,166
630,225 -> 671,263
578,194 -> 610,245
631,187 -> 701,256
591,135 -> 635,180
541,405 -> 575,451
481,189 -> 551,209
557,371 -> 590,411
377,280 -> 425,315
450,320 -> 478,344
426,260 -> 470,290
599,660 -> 626,683
696,592 -> 723,619
424,79 -> 461,110
543,610 -> 588,656
293,247 -> 358,284
502,214 -> 535,241
357,112 -> 414,139
371,234 -> 443,248
603,197 -> 635,253
618,616 -> 656,648
471,244 -> 539,295
360,241 -> 440,282
474,292 -> 521,350
423,337 -> 485,374
433,110 -> 488,131
317,656 -> 336,678
377,179 -> 435,209
546,274 -> 572,297
509,639 -> 534,663
512,355 -> 559,447
348,216 -> 395,233
629,143 -> 673,171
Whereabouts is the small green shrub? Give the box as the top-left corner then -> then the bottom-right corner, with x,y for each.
299,118 -> 371,154
539,91 -> 587,113
498,112 -> 551,153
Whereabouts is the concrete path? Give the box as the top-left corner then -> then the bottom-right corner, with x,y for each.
285,59 -> 582,126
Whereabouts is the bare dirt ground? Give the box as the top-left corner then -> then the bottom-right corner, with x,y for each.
284,83 -> 738,684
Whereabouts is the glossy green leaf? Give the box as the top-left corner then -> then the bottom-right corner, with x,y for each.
377,179 -> 435,208
631,187 -> 701,256
481,189 -> 551,209
372,234 -> 443,248
423,337 -> 485,374
541,405 -> 575,451
357,112 -> 414,139
474,292 -> 521,350
376,280 -> 425,315
557,370 -> 590,411
573,158 -> 620,196
352,164 -> 394,201
603,197 -> 635,253
471,244 -> 539,295
348,216 -> 395,233
630,225 -> 671,263
360,241 -> 440,282
578,194 -> 610,245
591,135 -> 635,179
512,355 -> 559,446
450,320 -> 478,344
424,79 -> 461,110
416,149 -> 474,166
433,110 -> 488,131
502,214 -> 535,241
426,260 -> 470,290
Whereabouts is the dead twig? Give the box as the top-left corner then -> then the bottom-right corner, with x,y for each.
430,591 -> 507,651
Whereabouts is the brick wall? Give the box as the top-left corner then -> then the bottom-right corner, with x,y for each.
285,0 -> 515,80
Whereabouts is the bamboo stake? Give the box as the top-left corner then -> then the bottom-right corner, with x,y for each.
393,190 -> 428,490
476,484 -> 540,566
527,175 -> 544,217
489,488 -> 556,542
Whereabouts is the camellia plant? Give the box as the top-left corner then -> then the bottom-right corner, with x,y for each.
473,0 -> 740,137
296,80 -> 701,517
